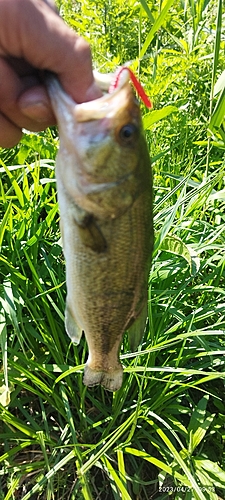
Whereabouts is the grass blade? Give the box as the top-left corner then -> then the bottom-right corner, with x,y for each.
140,0 -> 174,58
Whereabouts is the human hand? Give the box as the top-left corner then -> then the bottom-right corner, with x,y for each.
0,0 -> 102,147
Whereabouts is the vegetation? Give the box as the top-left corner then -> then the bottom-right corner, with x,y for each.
0,0 -> 225,498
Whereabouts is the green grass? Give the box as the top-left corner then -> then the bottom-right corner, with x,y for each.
0,0 -> 225,498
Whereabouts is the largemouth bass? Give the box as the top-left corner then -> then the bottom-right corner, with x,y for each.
47,69 -> 153,391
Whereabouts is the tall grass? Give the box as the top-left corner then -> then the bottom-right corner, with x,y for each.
0,0 -> 225,498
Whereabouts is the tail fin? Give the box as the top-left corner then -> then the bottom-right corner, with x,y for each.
83,364 -> 123,392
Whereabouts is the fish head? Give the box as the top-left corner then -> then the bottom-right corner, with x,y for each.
48,72 -> 150,218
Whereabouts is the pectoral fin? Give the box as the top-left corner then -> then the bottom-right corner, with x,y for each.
127,304 -> 148,351
71,201 -> 107,253
77,219 -> 107,253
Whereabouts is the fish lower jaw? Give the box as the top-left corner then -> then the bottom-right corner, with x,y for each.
83,363 -> 123,392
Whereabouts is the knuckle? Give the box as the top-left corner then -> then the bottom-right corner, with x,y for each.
75,36 -> 92,66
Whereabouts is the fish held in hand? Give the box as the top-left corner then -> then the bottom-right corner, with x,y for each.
47,69 -> 153,391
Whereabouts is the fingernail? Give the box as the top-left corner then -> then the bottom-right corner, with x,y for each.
18,87 -> 53,122
21,100 -> 51,122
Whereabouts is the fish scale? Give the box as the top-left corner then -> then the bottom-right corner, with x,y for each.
46,70 -> 153,391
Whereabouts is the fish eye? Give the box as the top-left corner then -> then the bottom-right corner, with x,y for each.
119,123 -> 137,142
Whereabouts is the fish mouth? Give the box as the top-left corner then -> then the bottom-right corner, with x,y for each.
74,69 -> 131,123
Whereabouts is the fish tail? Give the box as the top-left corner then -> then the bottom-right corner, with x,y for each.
83,364 -> 123,392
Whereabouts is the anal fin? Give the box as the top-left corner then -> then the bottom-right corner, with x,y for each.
65,303 -> 83,344
127,303 -> 148,351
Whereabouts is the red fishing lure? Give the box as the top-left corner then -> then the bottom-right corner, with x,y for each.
109,67 -> 152,109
